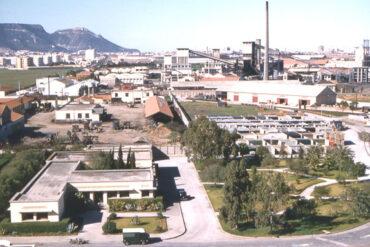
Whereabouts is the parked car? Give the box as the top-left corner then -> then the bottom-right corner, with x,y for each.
178,188 -> 192,201
122,228 -> 150,245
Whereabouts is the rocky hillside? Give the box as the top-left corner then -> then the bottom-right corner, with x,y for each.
0,23 -> 138,53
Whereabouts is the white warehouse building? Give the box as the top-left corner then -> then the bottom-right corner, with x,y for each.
217,81 -> 337,107
55,103 -> 106,122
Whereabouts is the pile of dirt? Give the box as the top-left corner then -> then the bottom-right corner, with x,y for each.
146,123 -> 172,145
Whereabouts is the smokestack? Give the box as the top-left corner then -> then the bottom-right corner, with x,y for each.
263,1 -> 269,81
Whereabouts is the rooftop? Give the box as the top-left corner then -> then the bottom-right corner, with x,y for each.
58,103 -> 103,111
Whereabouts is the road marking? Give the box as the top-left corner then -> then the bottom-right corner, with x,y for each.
360,234 -> 370,238
316,237 -> 348,247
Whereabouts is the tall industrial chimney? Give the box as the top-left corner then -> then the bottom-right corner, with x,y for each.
263,1 -> 269,81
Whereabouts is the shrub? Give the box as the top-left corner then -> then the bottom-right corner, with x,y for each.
102,221 -> 117,234
285,199 -> 316,220
131,216 -> 140,225
313,186 -> 330,201
107,213 -> 117,221
108,197 -> 164,212
154,225 -> 164,233
0,218 -> 70,235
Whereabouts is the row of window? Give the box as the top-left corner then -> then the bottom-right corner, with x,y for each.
66,113 -> 90,119
114,92 -> 151,98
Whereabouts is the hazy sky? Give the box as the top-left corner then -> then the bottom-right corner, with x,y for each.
0,0 -> 369,52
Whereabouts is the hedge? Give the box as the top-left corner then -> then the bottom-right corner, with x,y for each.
108,196 -> 164,212
0,218 -> 70,235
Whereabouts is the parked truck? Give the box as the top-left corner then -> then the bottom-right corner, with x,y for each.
122,228 -> 150,245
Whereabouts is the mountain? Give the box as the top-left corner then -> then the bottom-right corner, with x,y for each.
0,23 -> 65,52
0,23 -> 138,53
51,27 -> 138,53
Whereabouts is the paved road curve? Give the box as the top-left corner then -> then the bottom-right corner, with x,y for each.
4,157 -> 370,247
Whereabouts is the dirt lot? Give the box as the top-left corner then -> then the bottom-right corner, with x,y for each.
25,104 -> 172,145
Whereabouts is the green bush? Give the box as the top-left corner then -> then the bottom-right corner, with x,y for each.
102,221 -> 117,234
108,197 -> 164,212
285,199 -> 316,220
107,213 -> 117,221
0,218 -> 70,235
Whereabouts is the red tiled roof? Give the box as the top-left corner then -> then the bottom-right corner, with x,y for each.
144,96 -> 174,119
11,111 -> 23,122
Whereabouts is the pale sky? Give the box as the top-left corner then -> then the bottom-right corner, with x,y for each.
0,0 -> 369,52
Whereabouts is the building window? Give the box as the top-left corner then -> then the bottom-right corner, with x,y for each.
66,113 -> 70,119
125,93 -> 129,97
85,113 -> 89,118
146,93 -> 150,96
36,212 -> 48,220
108,191 -> 117,198
22,213 -> 34,221
119,191 -> 129,198
142,190 -> 150,197
78,113 -> 82,119
115,93 -> 118,97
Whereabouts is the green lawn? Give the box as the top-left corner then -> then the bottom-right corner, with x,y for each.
204,184 -> 224,212
317,181 -> 370,198
282,174 -> 323,194
0,67 -> 81,92
112,217 -> 167,233
180,101 -> 277,120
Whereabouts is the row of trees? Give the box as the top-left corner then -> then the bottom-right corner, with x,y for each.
220,160 -> 291,230
0,150 -> 47,220
292,145 -> 366,178
90,145 -> 136,170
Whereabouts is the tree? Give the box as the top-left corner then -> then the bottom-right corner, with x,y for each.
288,159 -> 309,175
252,172 -> 290,231
181,117 -> 225,161
117,144 -> 125,169
305,146 -> 324,170
220,160 -> 251,229
239,143 -> 250,156
255,146 -> 270,165
285,199 -> 316,219
129,152 -> 136,169
261,154 -> 277,167
345,187 -> 370,218
126,148 -> 131,168
91,151 -> 115,170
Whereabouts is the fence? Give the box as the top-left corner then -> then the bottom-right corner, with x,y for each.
154,145 -> 185,157
170,93 -> 191,127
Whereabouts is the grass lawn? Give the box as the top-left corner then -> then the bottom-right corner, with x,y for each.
180,101 -> 277,120
282,173 -> 323,194
305,110 -> 349,117
112,217 -> 167,233
0,67 -> 81,92
317,181 -> 370,198
204,184 -> 224,212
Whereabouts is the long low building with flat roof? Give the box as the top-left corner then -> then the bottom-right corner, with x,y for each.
170,80 -> 337,107
8,144 -> 157,223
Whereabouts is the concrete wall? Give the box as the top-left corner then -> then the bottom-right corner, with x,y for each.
9,201 -> 61,223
